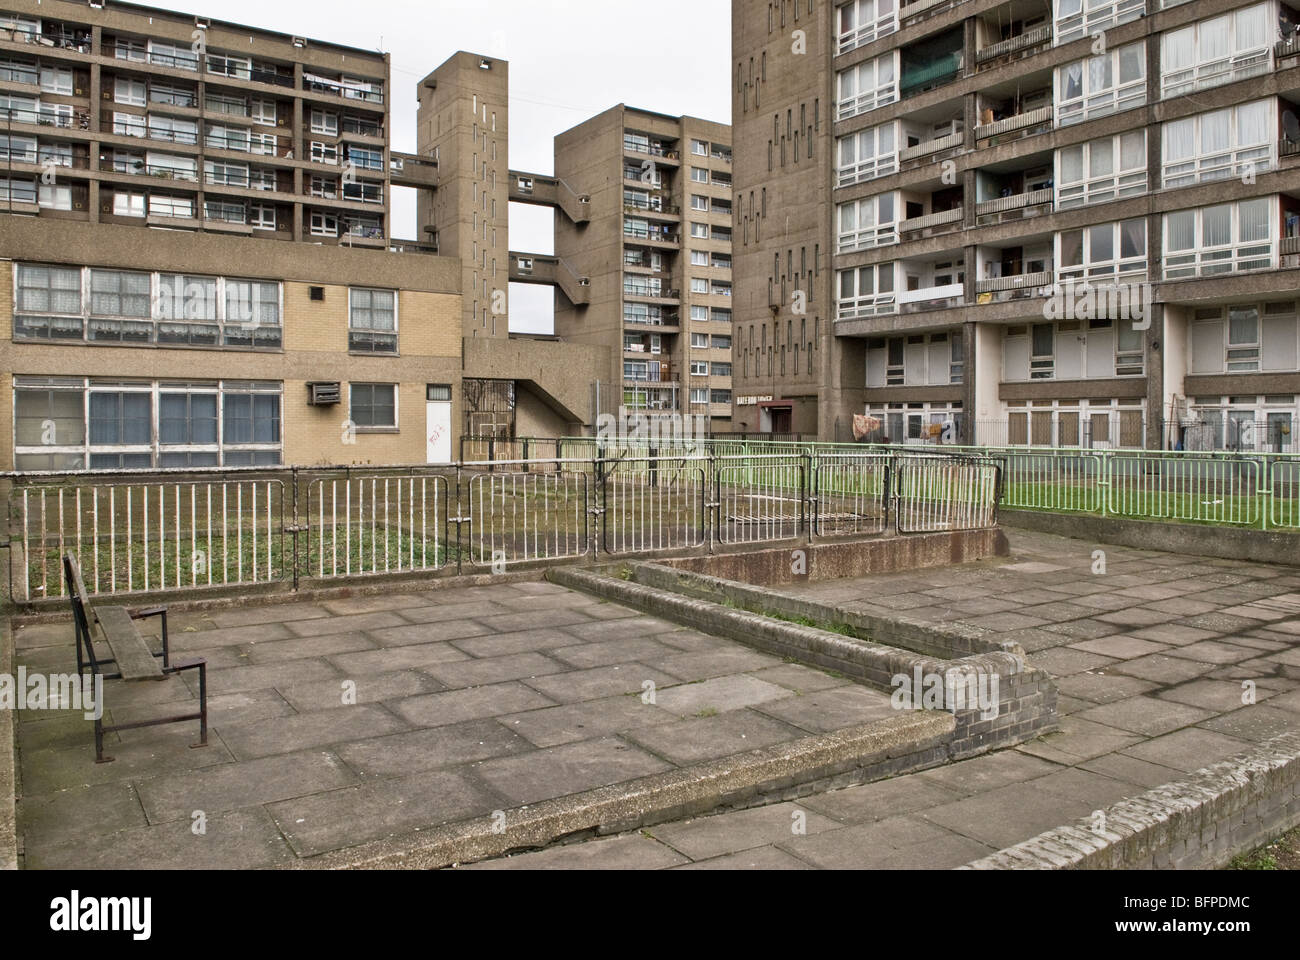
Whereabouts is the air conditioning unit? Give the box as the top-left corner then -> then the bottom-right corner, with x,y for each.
307,382 -> 342,406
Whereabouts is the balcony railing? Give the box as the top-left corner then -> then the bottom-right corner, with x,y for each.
837,15 -> 899,55
974,105 -> 1052,140
899,207 -> 963,234
975,271 -> 1053,300
899,131 -> 964,163
976,188 -> 1053,222
1276,37 -> 1300,61
1161,49 -> 1272,100
898,282 -> 965,313
976,25 -> 1053,65
901,0 -> 969,24
1163,243 -> 1273,280
1055,0 -> 1144,46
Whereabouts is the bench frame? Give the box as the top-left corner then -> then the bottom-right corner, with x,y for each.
63,553 -> 208,764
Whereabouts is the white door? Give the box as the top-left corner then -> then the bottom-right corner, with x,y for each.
426,385 -> 452,464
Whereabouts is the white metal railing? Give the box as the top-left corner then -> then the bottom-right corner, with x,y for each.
814,454 -> 890,538
309,476 -> 445,578
1162,49 -> 1272,100
977,26 -> 1052,64
900,131 -> 964,162
1163,241 -> 1273,280
837,84 -> 898,122
975,271 -> 1053,294
1162,145 -> 1272,189
469,471 -> 590,566
1057,79 -> 1145,126
838,14 -> 899,55
716,455 -> 805,545
1055,0 -> 1145,46
900,207 -> 963,232
838,225 -> 900,252
974,105 -> 1052,139
901,0 -> 963,20
18,479 -> 284,600
976,188 -> 1053,217
896,456 -> 1001,532
837,295 -> 899,321
1058,170 -> 1149,208
899,283 -> 966,310
837,153 -> 899,187
1058,260 -> 1149,284
603,457 -> 707,553
1110,457 -> 1261,526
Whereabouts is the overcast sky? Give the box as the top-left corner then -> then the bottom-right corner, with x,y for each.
158,0 -> 733,332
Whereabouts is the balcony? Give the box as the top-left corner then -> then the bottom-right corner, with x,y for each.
899,206 -> 963,238
1280,234 -> 1300,268
974,105 -> 1052,142
898,282 -> 965,314
975,188 -> 1053,225
901,0 -> 970,25
975,271 -> 1053,302
899,131 -> 965,166
976,25 -> 1053,68
900,49 -> 964,97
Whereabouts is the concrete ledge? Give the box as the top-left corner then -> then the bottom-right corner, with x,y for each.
290,712 -> 956,870
631,561 -> 1012,659
0,618 -> 16,870
961,732 -> 1300,870
1002,509 -> 1300,567
549,566 -> 1058,758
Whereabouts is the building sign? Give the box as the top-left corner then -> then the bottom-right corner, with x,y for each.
736,396 -> 774,406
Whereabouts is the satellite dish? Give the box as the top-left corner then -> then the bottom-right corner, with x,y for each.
1284,110 -> 1300,143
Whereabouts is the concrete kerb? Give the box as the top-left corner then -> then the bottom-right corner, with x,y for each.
547,565 -> 1059,758
288,711 -> 956,870
961,732 -> 1300,870
0,617 -> 16,871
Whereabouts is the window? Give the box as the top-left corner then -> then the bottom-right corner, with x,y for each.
114,78 -> 146,106
691,388 -> 709,404
837,53 -> 897,121
1164,198 -> 1274,279
207,124 -> 251,153
691,167 -> 708,183
0,57 -> 38,85
343,180 -> 383,204
249,204 -> 277,231
713,336 -> 732,350
1161,4 -> 1272,99
692,333 -> 710,348
206,160 -> 249,187
1057,131 -> 1147,208
113,112 -> 146,139
1162,101 -> 1273,188
113,191 -> 146,218
148,40 -> 199,72
39,67 -> 73,95
690,222 -> 710,239
0,134 -> 36,164
0,176 -> 34,204
691,139 -> 708,156
838,0 -> 898,54
349,288 -> 398,353
1058,218 -> 1147,282
149,116 -> 198,145
350,384 -> 397,429
346,145 -> 383,170
223,383 -> 282,460
148,194 -> 194,219
691,278 -> 709,294
691,250 -> 709,267
691,361 -> 709,376
712,363 -> 733,377
837,263 -> 896,319
838,193 -> 898,251
690,306 -> 709,322
712,281 -> 732,297
837,123 -> 896,186
207,54 -> 252,80
14,264 -> 83,340
311,141 -> 339,165
150,82 -> 196,108
691,195 -> 710,212
1056,41 -> 1145,126
205,93 -> 247,117
311,212 -> 339,237
250,100 -> 277,126
342,115 -> 382,137
1055,0 -> 1144,46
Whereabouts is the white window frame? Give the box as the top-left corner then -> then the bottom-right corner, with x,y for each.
1161,100 -> 1274,189
1161,4 -> 1273,100
838,193 -> 899,252
838,0 -> 899,55
1057,218 -> 1148,283
1055,41 -> 1146,127
837,52 -> 898,121
837,263 -> 898,320
1163,198 -> 1276,280
1054,0 -> 1144,47
1056,130 -> 1147,209
837,123 -> 897,187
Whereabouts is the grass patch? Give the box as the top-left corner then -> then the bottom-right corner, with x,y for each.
1228,826 -> 1300,870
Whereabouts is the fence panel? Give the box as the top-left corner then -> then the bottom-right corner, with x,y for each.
895,456 -> 1001,533
307,474 -> 448,579
1108,456 -> 1261,526
602,456 -> 708,554
715,455 -> 806,545
1000,451 -> 1106,513
813,453 -> 891,537
466,470 -> 591,567
1271,459 -> 1300,530
15,478 -> 286,601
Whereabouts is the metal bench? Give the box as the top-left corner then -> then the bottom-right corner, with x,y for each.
63,553 -> 208,764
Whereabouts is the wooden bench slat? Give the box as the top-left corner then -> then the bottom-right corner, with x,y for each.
94,606 -> 165,681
